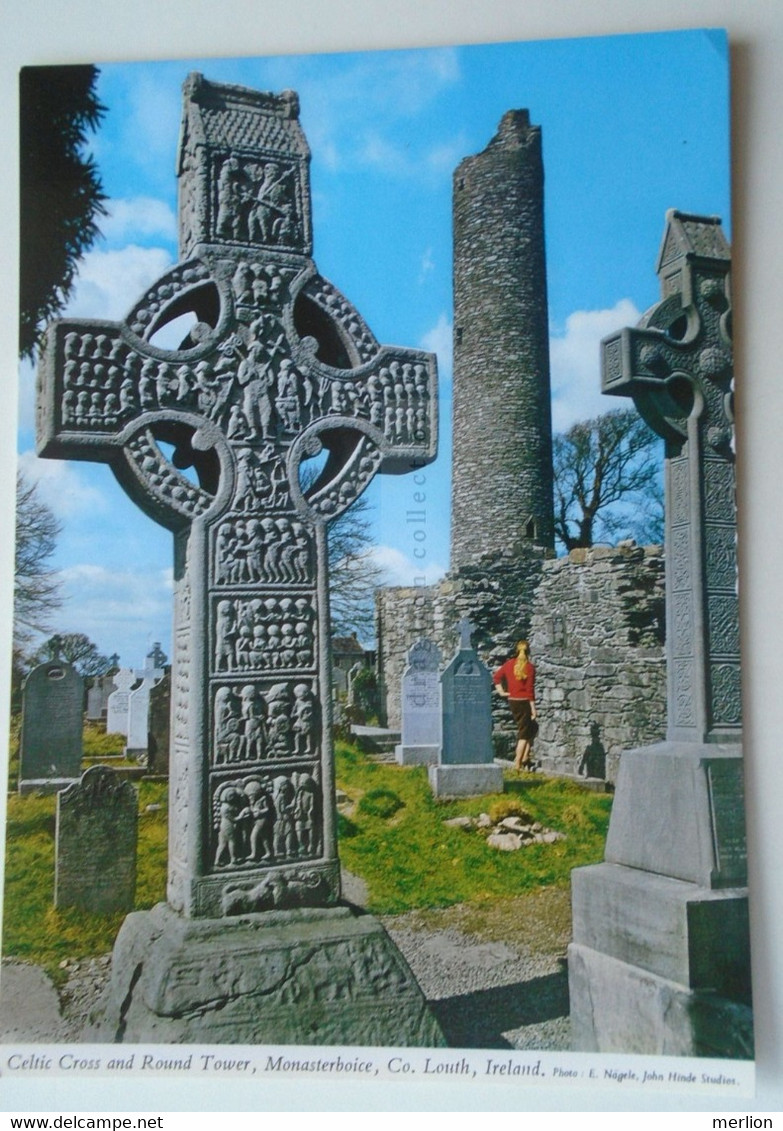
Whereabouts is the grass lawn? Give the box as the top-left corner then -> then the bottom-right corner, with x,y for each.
335,742 -> 611,914
1,741 -> 611,982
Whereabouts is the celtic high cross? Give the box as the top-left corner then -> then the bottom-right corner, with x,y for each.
37,74 -> 438,918
602,210 -> 739,745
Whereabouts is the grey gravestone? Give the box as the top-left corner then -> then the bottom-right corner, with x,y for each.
429,619 -> 502,797
38,74 -> 442,1047
86,681 -> 104,721
54,765 -> 138,913
147,670 -> 171,776
395,638 -> 441,765
106,668 -> 135,736
569,212 -> 752,1058
19,660 -> 83,793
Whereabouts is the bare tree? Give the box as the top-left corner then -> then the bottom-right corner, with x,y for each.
13,471 -> 62,650
326,494 -> 385,640
553,407 -> 663,551
36,632 -> 110,678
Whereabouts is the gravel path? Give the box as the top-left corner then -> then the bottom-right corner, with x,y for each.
383,888 -> 571,1050
0,888 -> 571,1049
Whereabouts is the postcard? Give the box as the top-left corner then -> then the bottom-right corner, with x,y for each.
2,27 -> 757,1105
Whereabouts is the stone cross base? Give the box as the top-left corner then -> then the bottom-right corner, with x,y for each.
569,931 -> 753,1058
569,743 -> 752,1058
395,743 -> 440,767
92,902 -> 445,1047
428,763 -> 504,798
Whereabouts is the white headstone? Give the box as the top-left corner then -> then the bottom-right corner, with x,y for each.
395,639 -> 441,766
106,668 -> 135,736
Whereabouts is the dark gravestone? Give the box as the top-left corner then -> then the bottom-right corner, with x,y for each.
38,74 -> 442,1046
429,620 -> 502,797
19,661 -> 83,793
569,212 -> 752,1058
395,638 -> 441,765
55,766 -> 138,913
147,670 -> 171,776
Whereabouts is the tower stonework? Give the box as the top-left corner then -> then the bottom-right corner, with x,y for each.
451,110 -> 554,568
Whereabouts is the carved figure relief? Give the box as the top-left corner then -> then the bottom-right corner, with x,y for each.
212,597 -> 315,674
213,156 -> 303,250
212,681 -> 319,765
211,770 -> 321,868
214,514 -> 313,585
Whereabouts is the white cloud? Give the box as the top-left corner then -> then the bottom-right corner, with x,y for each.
63,245 -> 173,323
420,313 -> 453,381
56,563 -> 174,666
100,197 -> 177,245
418,247 -> 435,285
16,450 -> 108,519
295,49 -> 461,178
550,299 -> 642,432
370,545 -> 446,587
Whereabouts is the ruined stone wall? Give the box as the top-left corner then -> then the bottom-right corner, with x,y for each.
528,543 -> 666,781
451,110 -> 554,568
376,542 -> 666,783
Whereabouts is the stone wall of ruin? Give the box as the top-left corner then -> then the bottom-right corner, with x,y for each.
376,541 -> 666,783
528,542 -> 666,782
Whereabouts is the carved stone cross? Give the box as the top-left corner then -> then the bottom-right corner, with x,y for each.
457,617 -> 475,652
602,210 -> 738,745
37,73 -> 437,918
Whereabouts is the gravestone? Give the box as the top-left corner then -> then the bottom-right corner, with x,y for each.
395,638 -> 441,765
38,74 -> 442,1046
19,660 -> 83,793
54,765 -> 138,913
429,619 -> 502,797
569,212 -> 752,1058
126,678 -> 156,759
86,679 -> 106,721
106,668 -> 135,736
125,651 -> 166,760
147,670 -> 171,776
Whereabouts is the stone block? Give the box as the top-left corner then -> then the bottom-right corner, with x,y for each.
395,743 -> 440,766
605,742 -> 746,888
571,862 -> 751,1000
93,902 -> 445,1047
568,942 -> 753,1058
428,763 -> 504,798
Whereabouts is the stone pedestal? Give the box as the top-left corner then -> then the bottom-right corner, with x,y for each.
94,902 -> 445,1047
395,743 -> 440,766
569,743 -> 753,1058
428,763 -> 504,798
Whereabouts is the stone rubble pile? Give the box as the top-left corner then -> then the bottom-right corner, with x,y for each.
444,813 -> 566,852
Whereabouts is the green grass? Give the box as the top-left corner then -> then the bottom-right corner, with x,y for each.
1,741 -> 611,981
81,724 -> 127,760
335,742 -> 612,915
2,780 -> 168,984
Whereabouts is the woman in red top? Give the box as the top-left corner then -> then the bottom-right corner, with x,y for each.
493,640 -> 537,771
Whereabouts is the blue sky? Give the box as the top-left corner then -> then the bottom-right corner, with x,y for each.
17,29 -> 730,663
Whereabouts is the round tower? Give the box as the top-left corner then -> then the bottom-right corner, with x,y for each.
450,109 -> 554,568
